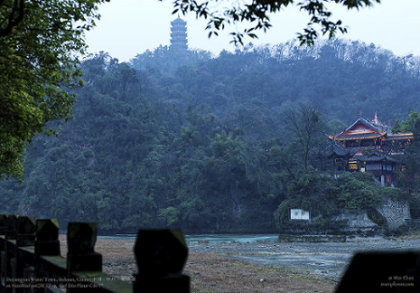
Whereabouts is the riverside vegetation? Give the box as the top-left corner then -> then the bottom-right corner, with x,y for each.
1,40 -> 420,234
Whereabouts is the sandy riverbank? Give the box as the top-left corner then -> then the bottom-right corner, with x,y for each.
59,235 -> 336,292
58,235 -> 420,292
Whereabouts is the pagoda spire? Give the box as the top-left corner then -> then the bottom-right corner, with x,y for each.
374,112 -> 379,124
170,16 -> 188,51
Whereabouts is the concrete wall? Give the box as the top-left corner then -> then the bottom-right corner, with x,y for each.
335,198 -> 411,233
335,210 -> 378,234
376,198 -> 411,229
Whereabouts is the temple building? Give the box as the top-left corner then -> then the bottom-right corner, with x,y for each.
170,16 -> 188,51
327,114 -> 413,186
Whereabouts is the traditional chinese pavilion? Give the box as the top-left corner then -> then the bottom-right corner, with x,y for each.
327,114 -> 413,186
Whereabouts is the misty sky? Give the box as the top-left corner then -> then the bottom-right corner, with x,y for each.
85,0 -> 420,62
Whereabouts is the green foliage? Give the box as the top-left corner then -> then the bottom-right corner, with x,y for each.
409,195 -> 420,218
325,119 -> 347,135
396,110 -> 420,134
274,200 -> 292,230
131,46 -> 211,74
392,118 -> 402,133
1,40 -> 419,233
0,0 -> 106,179
273,171 -> 407,231
158,207 -> 180,227
394,110 -> 420,191
336,172 -> 382,209
172,0 -> 380,45
381,187 -> 409,202
284,104 -> 324,170
274,172 -> 339,230
0,52 -> 284,233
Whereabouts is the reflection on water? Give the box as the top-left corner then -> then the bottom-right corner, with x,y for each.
100,233 -> 278,243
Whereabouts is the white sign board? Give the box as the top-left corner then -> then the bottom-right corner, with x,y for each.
290,209 -> 310,221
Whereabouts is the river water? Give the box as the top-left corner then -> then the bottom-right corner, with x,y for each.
101,234 -> 420,281
106,233 -> 279,243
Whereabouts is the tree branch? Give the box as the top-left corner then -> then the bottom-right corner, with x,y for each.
0,0 -> 25,37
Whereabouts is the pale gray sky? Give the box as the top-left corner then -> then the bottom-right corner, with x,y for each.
85,0 -> 420,62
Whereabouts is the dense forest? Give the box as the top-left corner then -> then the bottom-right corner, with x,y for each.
1,40 -> 420,233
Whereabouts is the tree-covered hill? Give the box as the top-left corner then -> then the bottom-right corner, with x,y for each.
134,40 -> 420,124
1,40 -> 419,233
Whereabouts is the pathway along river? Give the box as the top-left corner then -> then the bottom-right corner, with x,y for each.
103,234 -> 420,281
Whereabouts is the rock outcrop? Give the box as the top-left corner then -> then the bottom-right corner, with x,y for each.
335,198 -> 411,234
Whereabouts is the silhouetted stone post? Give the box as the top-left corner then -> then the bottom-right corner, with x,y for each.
6,215 -> 17,241
16,216 -> 36,293
0,216 -> 133,292
34,219 -> 61,290
0,215 -> 8,288
17,217 -> 35,247
0,215 -> 7,236
133,229 -> 190,292
35,219 -> 60,256
336,251 -> 420,293
6,215 -> 18,291
66,222 -> 102,292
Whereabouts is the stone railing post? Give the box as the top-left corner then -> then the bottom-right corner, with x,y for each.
0,215 -> 7,236
17,216 -> 36,247
34,219 -> 61,290
66,222 -> 102,292
133,229 -> 190,292
35,219 -> 60,256
0,215 -> 8,288
6,215 -> 17,241
6,215 -> 18,291
16,216 -> 36,293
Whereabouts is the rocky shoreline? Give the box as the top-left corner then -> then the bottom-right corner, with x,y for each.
189,236 -> 420,281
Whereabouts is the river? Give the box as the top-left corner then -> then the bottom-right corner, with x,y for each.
104,233 -> 279,243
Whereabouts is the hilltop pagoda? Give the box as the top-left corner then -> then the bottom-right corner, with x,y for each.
170,16 -> 188,51
327,114 -> 413,186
